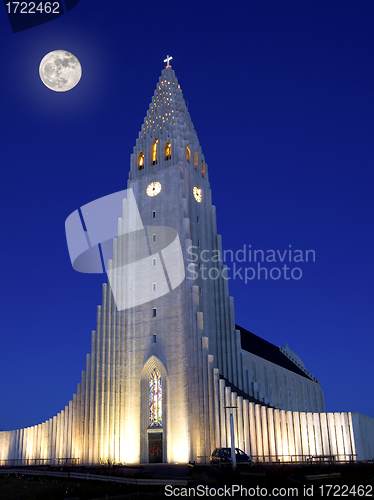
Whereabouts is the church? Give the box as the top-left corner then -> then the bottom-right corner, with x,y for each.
1,59 -> 373,465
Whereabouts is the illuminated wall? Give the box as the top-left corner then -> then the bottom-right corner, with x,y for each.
0,333 -> 368,464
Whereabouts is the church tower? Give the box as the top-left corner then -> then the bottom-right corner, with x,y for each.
115,58 -> 241,464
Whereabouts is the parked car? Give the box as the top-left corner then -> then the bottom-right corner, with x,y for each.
210,447 -> 252,464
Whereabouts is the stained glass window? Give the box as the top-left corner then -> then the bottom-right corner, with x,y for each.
149,369 -> 162,427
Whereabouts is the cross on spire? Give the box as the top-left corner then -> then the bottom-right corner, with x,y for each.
164,55 -> 173,67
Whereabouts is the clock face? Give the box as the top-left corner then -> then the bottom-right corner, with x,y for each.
146,181 -> 162,197
193,186 -> 202,203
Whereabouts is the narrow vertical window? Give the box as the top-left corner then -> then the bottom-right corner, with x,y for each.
198,239 -> 200,247
152,233 -> 156,242
152,308 -> 156,317
152,282 -> 156,292
186,145 -> 191,163
165,142 -> 171,160
201,160 -> 205,178
194,152 -> 198,170
199,287 -> 202,295
149,369 -> 162,427
152,258 -> 156,267
197,216 -> 199,224
152,139 -> 159,165
152,211 -> 156,219
138,152 -> 144,170
153,335 -> 157,344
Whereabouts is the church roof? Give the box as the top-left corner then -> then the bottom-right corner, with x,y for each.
138,65 -> 200,145
237,325 -> 314,380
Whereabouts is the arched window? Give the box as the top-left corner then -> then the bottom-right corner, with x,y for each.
152,139 -> 159,165
165,142 -> 171,160
138,152 -> 144,170
149,369 -> 162,427
194,152 -> 198,170
201,160 -> 205,178
186,145 -> 191,163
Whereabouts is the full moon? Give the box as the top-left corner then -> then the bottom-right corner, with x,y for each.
39,50 -> 82,92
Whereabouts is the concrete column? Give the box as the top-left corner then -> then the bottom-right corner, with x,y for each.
45,421 -> 50,462
327,413 -> 338,457
286,411 -> 295,461
80,371 -> 87,463
207,355 -> 216,453
64,405 -> 69,459
299,412 -> 308,459
237,396 -> 244,451
17,429 -> 22,464
255,404 -> 263,460
225,386 -> 232,447
261,406 -> 269,460
219,379 -> 226,447
293,412 -> 302,460
267,408 -> 276,461
313,413 -> 323,456
108,263 -> 115,464
242,400 -> 250,456
334,413 -> 345,460
39,424 -> 45,463
75,384 -> 81,460
201,337 -> 210,462
67,401 -> 73,460
248,403 -> 257,458
307,413 -> 316,456
48,419 -> 53,464
51,417 -> 57,463
273,409 -> 282,460
341,412 -> 352,458
213,368 -> 221,448
56,412 -> 62,461
196,312 -> 205,461
320,413 -> 330,455
94,304 -> 102,464
280,410 -> 288,460
347,413 -> 357,459
231,392 -> 238,446
89,330 -> 97,464
34,426 -> 40,465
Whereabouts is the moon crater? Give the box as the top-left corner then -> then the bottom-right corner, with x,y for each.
39,50 -> 82,92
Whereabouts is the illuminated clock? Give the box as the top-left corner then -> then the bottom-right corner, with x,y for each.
146,181 -> 162,197
193,186 -> 202,203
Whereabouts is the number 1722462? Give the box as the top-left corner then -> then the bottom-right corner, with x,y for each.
5,2 -> 60,14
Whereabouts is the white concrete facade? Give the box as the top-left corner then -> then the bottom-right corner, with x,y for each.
1,66 -> 373,464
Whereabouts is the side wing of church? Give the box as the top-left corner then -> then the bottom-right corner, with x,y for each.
1,63 -> 374,465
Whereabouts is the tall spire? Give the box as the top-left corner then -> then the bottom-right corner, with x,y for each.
131,60 -> 207,179
138,64 -> 199,145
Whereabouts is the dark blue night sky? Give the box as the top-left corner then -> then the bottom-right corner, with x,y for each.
0,1 -> 373,431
